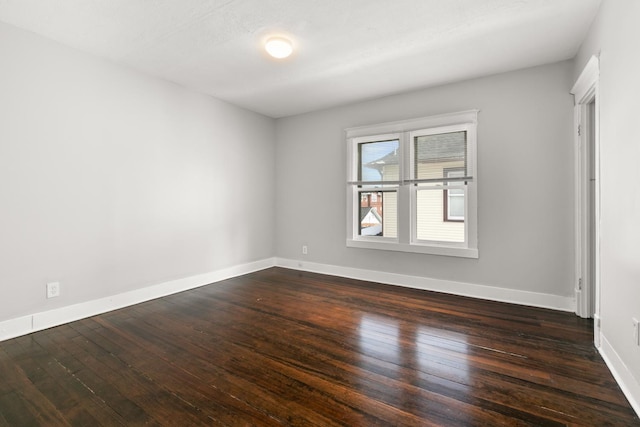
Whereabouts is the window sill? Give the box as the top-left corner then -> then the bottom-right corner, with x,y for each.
346,239 -> 478,259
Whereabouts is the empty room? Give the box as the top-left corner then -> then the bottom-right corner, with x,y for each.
1,0 -> 639,425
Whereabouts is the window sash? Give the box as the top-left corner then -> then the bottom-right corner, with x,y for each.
411,184 -> 468,245
350,187 -> 399,243
357,138 -> 401,184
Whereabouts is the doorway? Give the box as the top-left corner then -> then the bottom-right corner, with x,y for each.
571,55 -> 600,345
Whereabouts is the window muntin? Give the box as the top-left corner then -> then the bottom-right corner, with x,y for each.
346,111 -> 478,258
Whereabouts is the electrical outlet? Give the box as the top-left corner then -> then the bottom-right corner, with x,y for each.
46,282 -> 60,298
302,245 -> 308,255
633,318 -> 639,346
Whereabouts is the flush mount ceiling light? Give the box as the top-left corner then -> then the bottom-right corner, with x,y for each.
265,37 -> 293,59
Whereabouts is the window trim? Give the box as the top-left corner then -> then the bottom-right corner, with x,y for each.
345,110 -> 478,259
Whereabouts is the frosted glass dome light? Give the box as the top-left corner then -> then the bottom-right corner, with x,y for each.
265,37 -> 293,59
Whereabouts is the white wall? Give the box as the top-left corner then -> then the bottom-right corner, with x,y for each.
574,0 -> 640,412
276,61 -> 575,304
0,22 -> 276,323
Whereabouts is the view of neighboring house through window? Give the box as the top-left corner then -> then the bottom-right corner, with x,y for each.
412,130 -> 467,243
346,110 -> 478,258
357,139 -> 399,237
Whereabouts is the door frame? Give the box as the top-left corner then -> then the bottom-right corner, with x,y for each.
570,55 -> 601,345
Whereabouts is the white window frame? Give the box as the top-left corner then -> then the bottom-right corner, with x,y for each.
346,110 -> 478,258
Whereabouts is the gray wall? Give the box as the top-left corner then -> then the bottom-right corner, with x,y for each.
0,22 -> 276,322
574,0 -> 640,398
276,61 -> 575,297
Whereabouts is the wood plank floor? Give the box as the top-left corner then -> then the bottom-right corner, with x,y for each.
0,267 -> 637,426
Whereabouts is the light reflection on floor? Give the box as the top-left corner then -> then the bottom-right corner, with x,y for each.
358,314 -> 400,363
357,314 -> 473,423
415,325 -> 470,384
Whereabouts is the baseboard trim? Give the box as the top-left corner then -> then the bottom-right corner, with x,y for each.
0,257 -> 576,342
599,335 -> 640,417
0,257 -> 276,342
0,315 -> 33,342
276,258 -> 575,312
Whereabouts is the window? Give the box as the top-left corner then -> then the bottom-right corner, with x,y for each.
346,110 -> 478,258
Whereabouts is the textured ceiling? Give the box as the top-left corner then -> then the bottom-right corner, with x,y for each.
0,0 -> 601,118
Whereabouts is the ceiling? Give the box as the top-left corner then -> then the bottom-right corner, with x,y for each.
0,0 -> 601,118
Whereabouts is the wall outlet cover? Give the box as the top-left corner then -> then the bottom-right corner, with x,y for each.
46,282 -> 60,298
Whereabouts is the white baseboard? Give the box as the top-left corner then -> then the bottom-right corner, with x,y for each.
0,257 -> 276,342
0,257 -> 576,343
0,315 -> 33,342
276,258 -> 576,312
599,335 -> 640,417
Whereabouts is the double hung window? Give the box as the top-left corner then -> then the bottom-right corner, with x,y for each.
346,111 -> 478,258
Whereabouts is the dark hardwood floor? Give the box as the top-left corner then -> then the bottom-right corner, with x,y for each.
0,267 -> 637,426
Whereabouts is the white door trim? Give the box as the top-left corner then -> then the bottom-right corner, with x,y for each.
570,55 -> 601,345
